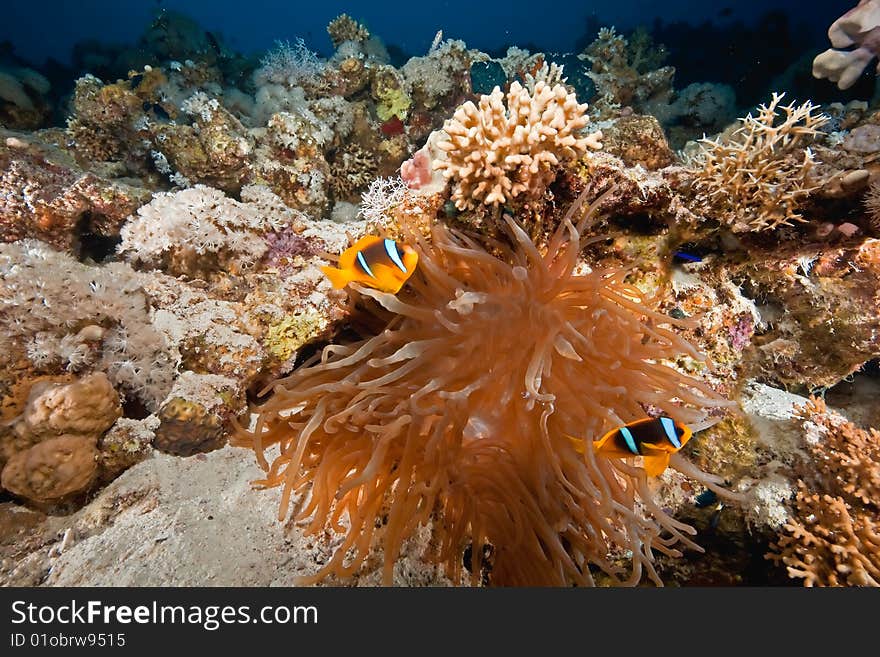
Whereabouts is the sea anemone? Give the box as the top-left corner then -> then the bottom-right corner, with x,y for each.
236,188 -> 734,586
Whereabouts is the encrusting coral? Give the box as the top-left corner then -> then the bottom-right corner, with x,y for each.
687,92 -> 829,232
0,133 -> 151,253
1,435 -> 99,505
236,188 -> 736,586
768,397 -> 880,586
434,81 -> 603,210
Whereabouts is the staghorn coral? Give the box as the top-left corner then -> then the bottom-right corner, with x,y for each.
688,92 -> 829,232
236,190 -> 734,586
768,398 -> 880,586
434,81 -> 602,210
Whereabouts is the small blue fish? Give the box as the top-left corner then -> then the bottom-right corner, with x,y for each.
673,251 -> 703,263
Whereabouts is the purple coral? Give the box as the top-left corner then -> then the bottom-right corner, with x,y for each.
263,227 -> 317,273
729,314 -> 755,352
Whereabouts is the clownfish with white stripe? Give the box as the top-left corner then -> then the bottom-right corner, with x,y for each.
320,235 -> 419,294
568,416 -> 693,477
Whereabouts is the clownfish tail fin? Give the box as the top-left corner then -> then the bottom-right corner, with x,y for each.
320,265 -> 351,289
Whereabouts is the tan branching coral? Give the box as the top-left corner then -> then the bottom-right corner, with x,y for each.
434,81 -> 602,210
688,92 -> 829,232
768,397 -> 880,586
236,190 -> 733,586
327,14 -> 370,49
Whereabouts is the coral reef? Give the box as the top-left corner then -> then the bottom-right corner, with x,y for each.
578,27 -> 674,117
1,131 -> 151,252
732,240 -> 880,389
433,81 -> 602,210
0,240 -> 176,412
153,372 -> 242,456
327,14 -> 370,49
1,435 -> 99,506
599,114 -> 674,169
0,66 -> 52,129
150,93 -> 253,192
768,398 -> 880,586
687,93 -> 829,232
118,184 -> 295,278
329,144 -> 377,201
4,5 -> 880,590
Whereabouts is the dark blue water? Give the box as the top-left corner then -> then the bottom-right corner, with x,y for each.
0,1 -> 855,65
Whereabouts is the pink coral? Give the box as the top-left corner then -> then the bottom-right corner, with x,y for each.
813,0 -> 880,89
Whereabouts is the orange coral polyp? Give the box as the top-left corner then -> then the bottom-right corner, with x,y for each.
237,193 -> 730,586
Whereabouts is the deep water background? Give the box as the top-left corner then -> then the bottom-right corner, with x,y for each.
0,0 -> 872,114
0,1 -> 858,64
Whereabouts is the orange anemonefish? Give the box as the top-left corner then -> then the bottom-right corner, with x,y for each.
568,416 -> 693,477
320,235 -> 419,294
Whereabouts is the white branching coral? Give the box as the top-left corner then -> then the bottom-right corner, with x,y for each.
688,92 -> 830,232
118,184 -> 297,276
357,176 -> 412,223
434,81 -> 602,210
255,38 -> 324,89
